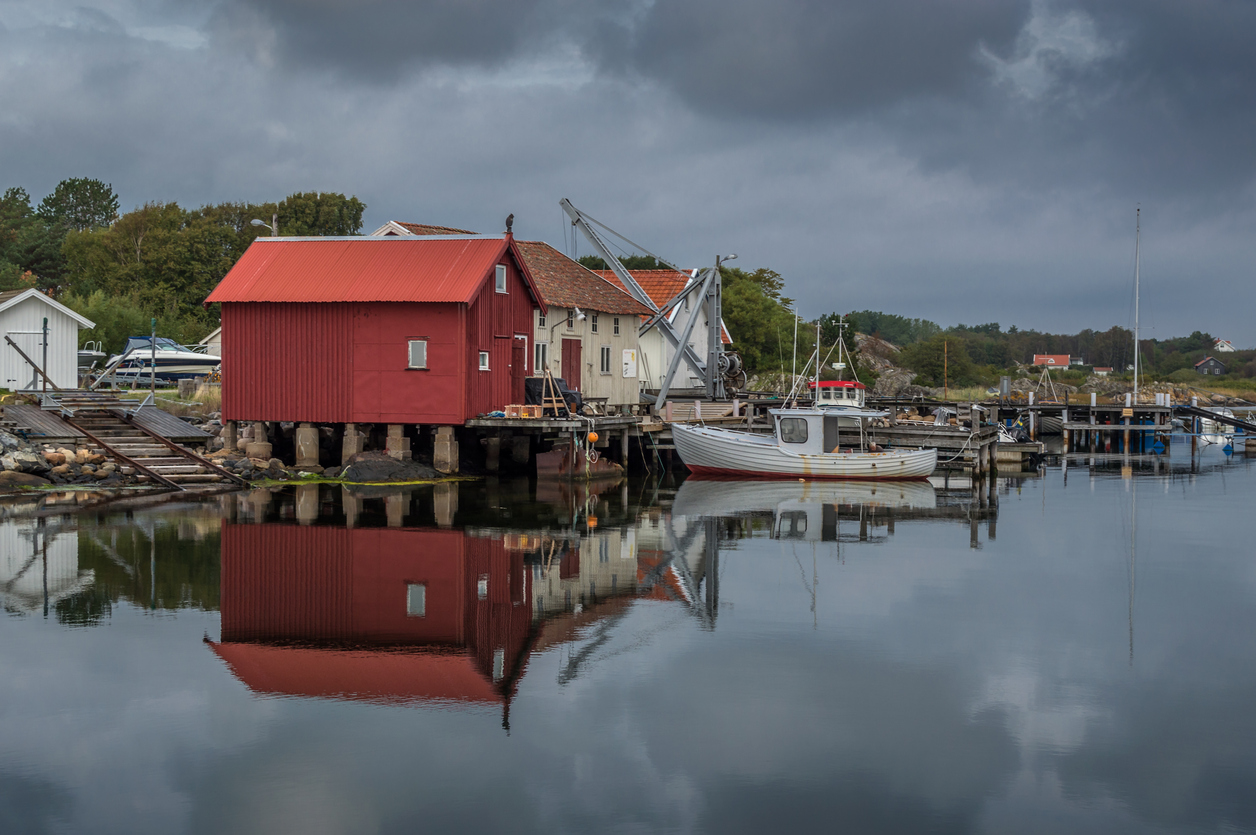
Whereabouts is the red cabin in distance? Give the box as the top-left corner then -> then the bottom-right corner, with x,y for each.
205,235 -> 545,425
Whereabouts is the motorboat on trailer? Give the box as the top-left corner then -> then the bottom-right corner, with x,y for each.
670,407 -> 937,480
105,336 -> 221,381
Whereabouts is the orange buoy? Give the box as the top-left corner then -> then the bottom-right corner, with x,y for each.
587,431 -> 599,444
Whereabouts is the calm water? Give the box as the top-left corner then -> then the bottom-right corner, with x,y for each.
2,445 -> 1255,834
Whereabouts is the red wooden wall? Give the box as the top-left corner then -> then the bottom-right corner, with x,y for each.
220,255 -> 538,425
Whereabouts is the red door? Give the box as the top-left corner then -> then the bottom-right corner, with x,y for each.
561,339 -> 582,391
511,338 -> 526,405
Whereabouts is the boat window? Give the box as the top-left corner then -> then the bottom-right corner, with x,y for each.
780,417 -> 808,444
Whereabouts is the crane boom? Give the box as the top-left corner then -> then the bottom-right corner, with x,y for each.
559,198 -> 728,403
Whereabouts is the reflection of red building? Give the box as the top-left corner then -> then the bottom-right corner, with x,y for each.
209,524 -> 534,711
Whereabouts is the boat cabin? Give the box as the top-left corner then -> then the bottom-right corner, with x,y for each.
769,408 -> 884,454
808,380 -> 866,409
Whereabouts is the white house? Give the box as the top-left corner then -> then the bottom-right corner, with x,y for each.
1214,338 -> 1236,353
0,288 -> 95,390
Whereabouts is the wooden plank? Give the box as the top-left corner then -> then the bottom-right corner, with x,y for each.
2,404 -> 85,440
121,405 -> 213,443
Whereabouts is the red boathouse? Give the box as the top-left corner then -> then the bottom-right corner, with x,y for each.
206,234 -> 545,428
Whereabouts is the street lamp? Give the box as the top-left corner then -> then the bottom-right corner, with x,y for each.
250,213 -> 279,236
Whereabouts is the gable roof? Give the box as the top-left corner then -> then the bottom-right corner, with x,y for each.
595,269 -> 734,344
205,236 -> 545,310
513,241 -> 652,316
1194,356 -> 1224,368
371,221 -> 478,237
0,288 -> 95,328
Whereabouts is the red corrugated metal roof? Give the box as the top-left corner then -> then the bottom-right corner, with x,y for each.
206,236 -> 544,309
208,642 -> 502,705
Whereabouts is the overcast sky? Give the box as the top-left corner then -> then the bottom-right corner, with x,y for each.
2,1 -> 1253,345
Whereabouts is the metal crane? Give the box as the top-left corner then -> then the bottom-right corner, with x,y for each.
559,199 -> 740,404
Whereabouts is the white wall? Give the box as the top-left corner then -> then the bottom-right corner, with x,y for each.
0,296 -> 85,390
533,307 -> 641,405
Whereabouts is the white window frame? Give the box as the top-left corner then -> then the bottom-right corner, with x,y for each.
566,309 -> 575,330
613,317 -> 620,335
537,310 -> 546,328
535,341 -> 548,376
495,264 -> 507,294
406,583 -> 426,617
479,351 -> 490,371
591,313 -> 599,333
600,344 -> 612,375
407,339 -> 427,369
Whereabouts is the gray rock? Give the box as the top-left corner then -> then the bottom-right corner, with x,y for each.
1,450 -> 50,474
323,466 -> 342,479
0,428 -> 29,452
0,470 -> 51,487
341,451 -> 439,483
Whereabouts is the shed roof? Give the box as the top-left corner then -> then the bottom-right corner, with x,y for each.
0,287 -> 96,328
205,236 -> 544,309
514,241 -> 652,316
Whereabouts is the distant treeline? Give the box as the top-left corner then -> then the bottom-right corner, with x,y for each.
2,179 -> 364,353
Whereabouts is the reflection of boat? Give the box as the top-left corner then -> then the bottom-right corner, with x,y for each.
672,477 -> 937,518
671,407 -> 936,480
106,336 -> 220,380
1199,408 -> 1236,446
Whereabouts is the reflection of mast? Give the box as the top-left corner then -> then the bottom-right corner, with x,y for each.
1129,476 -> 1137,666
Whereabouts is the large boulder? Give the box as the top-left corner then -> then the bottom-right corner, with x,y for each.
341,451 -> 439,483
0,428 -> 28,453
1,450 -> 50,474
0,470 -> 51,487
872,369 -> 918,397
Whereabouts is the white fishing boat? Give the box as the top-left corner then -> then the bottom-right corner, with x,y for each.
1199,408 -> 1236,446
670,407 -> 937,480
105,336 -> 221,381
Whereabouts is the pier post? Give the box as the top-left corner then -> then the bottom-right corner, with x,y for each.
295,483 -> 319,525
1028,391 -> 1036,440
485,436 -> 501,473
341,423 -> 365,464
433,481 -> 458,527
245,421 -> 272,460
386,424 -> 411,461
386,492 -> 409,527
621,429 -> 631,466
511,436 -> 530,465
295,422 -> 319,468
434,426 -> 459,474
341,486 -> 361,528
220,421 -> 237,453
247,488 -> 271,524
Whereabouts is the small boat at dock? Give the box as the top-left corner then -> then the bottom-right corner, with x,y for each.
671,407 -> 937,480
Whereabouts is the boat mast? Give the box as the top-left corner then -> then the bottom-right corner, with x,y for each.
1134,208 -> 1140,405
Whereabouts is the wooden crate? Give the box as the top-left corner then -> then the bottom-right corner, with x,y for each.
504,404 -> 522,418
520,405 -> 541,419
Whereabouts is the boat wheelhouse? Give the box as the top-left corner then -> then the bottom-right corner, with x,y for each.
808,379 -> 866,409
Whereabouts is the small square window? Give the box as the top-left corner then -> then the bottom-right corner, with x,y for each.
591,313 -> 599,333
613,317 -> 620,335
495,264 -> 507,293
406,583 -> 426,617
407,339 -> 427,369
479,351 -> 490,371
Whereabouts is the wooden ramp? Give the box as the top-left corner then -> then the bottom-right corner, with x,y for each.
2,404 -> 86,444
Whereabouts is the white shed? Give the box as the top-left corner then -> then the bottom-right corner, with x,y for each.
0,288 -> 96,391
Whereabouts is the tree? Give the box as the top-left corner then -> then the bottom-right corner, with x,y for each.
576,254 -> 672,271
898,335 -> 979,387
36,178 -> 119,232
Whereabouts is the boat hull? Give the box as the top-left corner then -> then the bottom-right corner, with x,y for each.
671,423 -> 937,480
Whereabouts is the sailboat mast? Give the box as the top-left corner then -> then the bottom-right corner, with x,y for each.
1134,208 -> 1140,404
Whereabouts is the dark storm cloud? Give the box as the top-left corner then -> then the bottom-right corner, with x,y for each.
208,0 -> 551,81
590,0 -> 1031,119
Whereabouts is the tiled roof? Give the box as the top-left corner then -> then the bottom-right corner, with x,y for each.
205,236 -> 544,307
595,269 -> 733,344
1032,354 -> 1070,366
514,241 -> 651,316
395,222 -> 476,236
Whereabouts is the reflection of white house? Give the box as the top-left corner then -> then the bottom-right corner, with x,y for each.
0,522 -> 91,612
0,288 -> 96,390
529,527 -> 638,619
